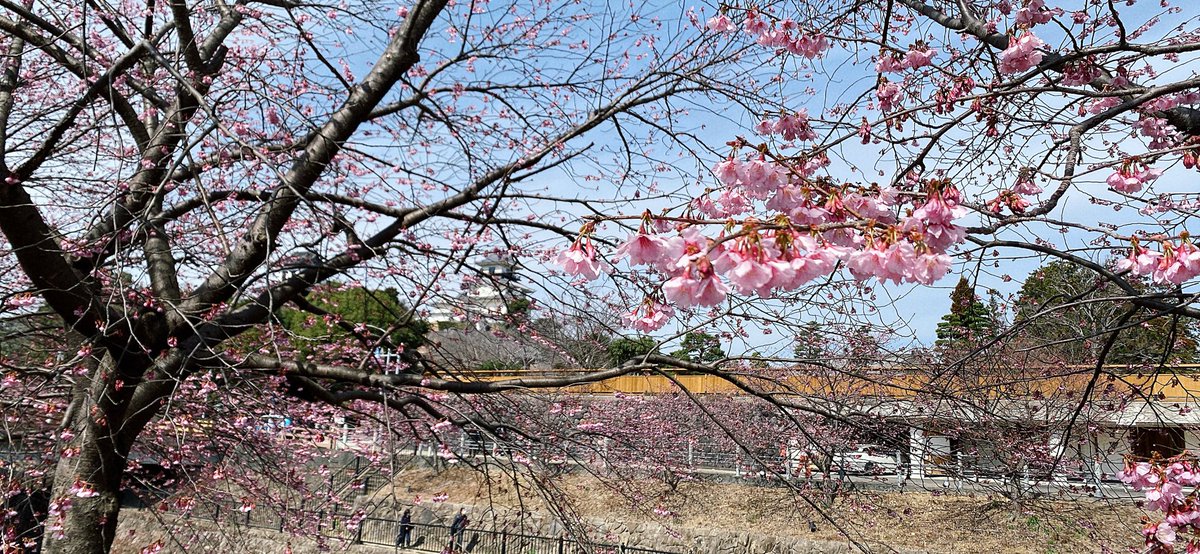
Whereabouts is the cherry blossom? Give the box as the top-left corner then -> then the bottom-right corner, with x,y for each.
1113,236 -> 1200,286
755,111 -> 818,142
904,251 -> 954,285
911,187 -> 967,226
1115,241 -> 1164,275
1106,161 -> 1163,194
734,157 -> 789,199
4,294 -> 37,309
583,174 -> 965,320
556,234 -> 606,280
661,256 -> 729,308
1087,96 -> 1122,114
876,80 -> 904,112
622,300 -> 674,332
715,188 -> 753,216
705,14 -> 735,34
713,157 -> 742,185
902,45 -> 937,69
788,33 -> 830,59
875,53 -> 904,73
1013,172 -> 1042,195
1135,117 -> 1180,150
613,227 -> 673,270
712,239 -> 781,297
998,33 -> 1046,74
1014,0 -> 1057,27
986,190 -> 1031,214
1120,457 -> 1200,553
1155,242 -> 1200,285
743,12 -> 769,36
739,11 -> 829,59
1060,58 -> 1100,86
68,481 -> 100,498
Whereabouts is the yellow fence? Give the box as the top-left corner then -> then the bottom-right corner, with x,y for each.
458,367 -> 1200,402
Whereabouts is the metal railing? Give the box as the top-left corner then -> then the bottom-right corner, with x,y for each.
358,520 -> 675,554
452,436 -> 790,476
184,500 -> 679,554
326,456 -> 387,498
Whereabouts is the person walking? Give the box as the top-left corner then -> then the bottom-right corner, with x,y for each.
448,508 -> 468,551
396,508 -> 413,548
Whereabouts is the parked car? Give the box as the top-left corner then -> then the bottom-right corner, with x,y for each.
830,444 -> 898,474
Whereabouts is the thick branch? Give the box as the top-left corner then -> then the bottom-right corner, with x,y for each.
179,0 -> 451,316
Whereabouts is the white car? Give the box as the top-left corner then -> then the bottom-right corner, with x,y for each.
830,444 -> 898,474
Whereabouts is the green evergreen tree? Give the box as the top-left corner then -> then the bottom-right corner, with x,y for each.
793,322 -> 828,361
607,336 -> 659,367
935,277 -> 996,346
670,332 -> 725,364
278,284 -> 429,353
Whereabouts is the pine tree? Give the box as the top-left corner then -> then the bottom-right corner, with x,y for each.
792,322 -> 828,361
935,278 -> 996,346
670,332 -> 726,364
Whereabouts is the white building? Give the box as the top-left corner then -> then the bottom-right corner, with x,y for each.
426,255 -> 531,331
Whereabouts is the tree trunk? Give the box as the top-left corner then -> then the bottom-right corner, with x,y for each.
42,352 -> 139,554
41,433 -> 127,554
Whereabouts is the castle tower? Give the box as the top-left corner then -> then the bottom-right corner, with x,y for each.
427,254 -> 530,330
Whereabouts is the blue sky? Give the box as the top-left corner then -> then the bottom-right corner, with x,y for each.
312,0 -> 1200,353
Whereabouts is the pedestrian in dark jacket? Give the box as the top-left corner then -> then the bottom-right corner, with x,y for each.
396,508 -> 413,548
449,509 -> 468,550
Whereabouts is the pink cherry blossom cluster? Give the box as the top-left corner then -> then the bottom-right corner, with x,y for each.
558,166 -> 967,330
652,228 -> 729,308
1086,96 -> 1122,115
1013,172 -> 1042,195
1120,458 -> 1200,552
932,77 -> 976,114
44,497 -> 69,539
875,45 -> 938,73
754,110 -> 818,142
706,12 -> 829,59
622,298 -> 675,332
1014,0 -> 1060,27
3,293 -> 37,310
1116,238 -> 1200,285
998,33 -> 1046,74
716,157 -> 791,200
1106,159 -> 1163,194
1144,92 -> 1200,113
705,13 -> 736,33
555,230 -> 606,280
876,79 -> 904,112
436,443 -> 457,461
985,189 -> 1032,214
1135,116 -> 1181,150
1060,57 -> 1100,86
67,480 -> 100,498
1183,146 -> 1200,170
